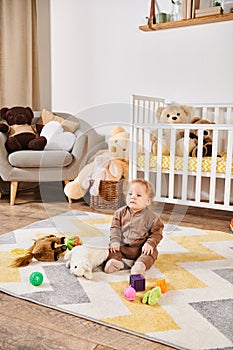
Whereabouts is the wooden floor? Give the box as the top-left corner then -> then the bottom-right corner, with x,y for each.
0,183 -> 232,350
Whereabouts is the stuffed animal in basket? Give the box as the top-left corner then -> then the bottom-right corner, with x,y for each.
64,125 -> 130,200
65,245 -> 109,279
151,104 -> 192,156
176,117 -> 215,157
0,106 -> 47,154
10,235 -> 67,267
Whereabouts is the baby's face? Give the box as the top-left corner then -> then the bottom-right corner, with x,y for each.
126,182 -> 150,212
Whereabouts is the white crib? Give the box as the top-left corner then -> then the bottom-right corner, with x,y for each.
129,95 -> 233,211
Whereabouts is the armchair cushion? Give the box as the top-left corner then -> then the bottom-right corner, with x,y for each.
39,109 -> 80,133
8,150 -> 73,168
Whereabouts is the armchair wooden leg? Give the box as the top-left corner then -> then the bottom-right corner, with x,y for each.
10,181 -> 18,205
64,180 -> 72,204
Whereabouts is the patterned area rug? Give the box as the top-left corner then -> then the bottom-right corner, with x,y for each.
0,210 -> 233,350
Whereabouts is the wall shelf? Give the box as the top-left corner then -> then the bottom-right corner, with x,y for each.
139,12 -> 233,31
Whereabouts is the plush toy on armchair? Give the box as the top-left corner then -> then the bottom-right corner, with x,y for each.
64,125 -> 130,200
0,106 -> 47,153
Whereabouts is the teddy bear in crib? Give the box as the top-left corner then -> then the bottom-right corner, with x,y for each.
64,125 -> 130,200
189,117 -> 215,157
151,104 -> 192,156
176,117 -> 215,157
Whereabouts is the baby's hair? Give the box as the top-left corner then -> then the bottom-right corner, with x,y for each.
128,178 -> 155,200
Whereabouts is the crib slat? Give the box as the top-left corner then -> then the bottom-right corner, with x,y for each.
213,107 -> 220,123
209,130 -> 218,205
136,99 -> 139,124
226,107 -> 232,124
142,100 -> 146,124
168,128 -> 176,200
144,129 -> 150,181
130,99 -> 138,180
130,125 -> 138,180
156,127 -> 163,198
195,129 -> 204,203
224,129 -> 233,207
181,129 -> 190,201
202,107 -> 208,119
148,100 -> 151,124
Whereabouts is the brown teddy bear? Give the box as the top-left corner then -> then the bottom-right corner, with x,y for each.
189,117 -> 215,157
176,116 -> 215,157
10,235 -> 67,267
151,104 -> 192,155
0,106 -> 47,153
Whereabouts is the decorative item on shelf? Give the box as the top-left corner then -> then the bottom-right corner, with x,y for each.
170,0 -> 182,21
195,5 -> 223,17
213,1 -> 221,6
156,12 -> 170,23
147,0 -> 170,26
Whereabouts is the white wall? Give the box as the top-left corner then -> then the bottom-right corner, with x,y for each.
49,0 -> 233,126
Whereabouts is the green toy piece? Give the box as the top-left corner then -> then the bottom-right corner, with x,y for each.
29,272 -> 44,286
66,236 -> 82,250
142,286 -> 162,305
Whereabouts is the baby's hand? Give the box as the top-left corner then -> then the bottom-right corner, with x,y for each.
110,242 -> 120,253
142,242 -> 154,255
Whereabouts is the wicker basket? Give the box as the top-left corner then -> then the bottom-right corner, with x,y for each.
90,179 -> 125,212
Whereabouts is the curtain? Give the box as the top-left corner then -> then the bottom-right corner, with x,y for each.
0,0 -> 40,110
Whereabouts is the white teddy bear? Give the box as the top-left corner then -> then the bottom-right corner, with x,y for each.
64,245 -> 109,280
151,104 -> 192,156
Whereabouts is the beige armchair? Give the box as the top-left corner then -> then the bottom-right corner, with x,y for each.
0,111 -> 106,205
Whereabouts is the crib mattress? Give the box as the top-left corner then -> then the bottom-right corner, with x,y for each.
137,153 -> 233,174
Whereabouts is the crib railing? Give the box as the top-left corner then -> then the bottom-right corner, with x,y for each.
129,120 -> 233,211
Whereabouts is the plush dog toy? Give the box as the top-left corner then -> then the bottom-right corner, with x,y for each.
64,125 -> 129,200
10,235 -> 67,267
65,245 -> 109,279
0,106 -> 47,154
151,104 -> 192,156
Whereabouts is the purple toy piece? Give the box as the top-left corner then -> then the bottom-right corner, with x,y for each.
130,274 -> 145,292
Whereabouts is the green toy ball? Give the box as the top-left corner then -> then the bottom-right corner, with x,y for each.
29,272 -> 44,286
